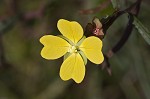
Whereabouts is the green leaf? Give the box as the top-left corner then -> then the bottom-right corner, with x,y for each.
133,16 -> 150,45
110,0 -> 120,9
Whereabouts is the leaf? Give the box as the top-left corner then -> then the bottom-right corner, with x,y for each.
133,16 -> 150,45
111,0 -> 120,9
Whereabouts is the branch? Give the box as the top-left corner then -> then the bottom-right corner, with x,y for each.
110,0 -> 141,54
99,0 -> 142,73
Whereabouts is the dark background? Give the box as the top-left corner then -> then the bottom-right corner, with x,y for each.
0,0 -> 150,99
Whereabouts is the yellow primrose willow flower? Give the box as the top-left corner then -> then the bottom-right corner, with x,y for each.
40,19 -> 104,83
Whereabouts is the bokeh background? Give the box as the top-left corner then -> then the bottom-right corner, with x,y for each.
0,0 -> 150,99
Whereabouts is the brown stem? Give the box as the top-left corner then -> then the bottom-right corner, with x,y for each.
100,0 -> 142,73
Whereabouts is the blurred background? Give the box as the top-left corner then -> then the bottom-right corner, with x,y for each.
0,0 -> 150,99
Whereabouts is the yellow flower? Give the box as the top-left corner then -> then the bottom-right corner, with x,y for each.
40,19 -> 104,83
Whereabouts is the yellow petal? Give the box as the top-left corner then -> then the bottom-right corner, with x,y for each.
79,36 -> 104,64
40,35 -> 70,59
57,19 -> 83,44
60,53 -> 85,83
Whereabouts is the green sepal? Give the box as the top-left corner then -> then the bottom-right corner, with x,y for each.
76,36 -> 86,46
64,51 -> 87,65
63,52 -> 71,61
58,35 -> 74,45
78,51 -> 87,65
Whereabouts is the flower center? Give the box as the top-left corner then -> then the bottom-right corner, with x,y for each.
68,46 -> 78,53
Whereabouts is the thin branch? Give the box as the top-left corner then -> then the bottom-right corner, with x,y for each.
112,14 -> 134,53
99,0 -> 142,73
111,0 -> 141,54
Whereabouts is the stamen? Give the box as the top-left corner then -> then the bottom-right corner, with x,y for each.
68,46 -> 78,53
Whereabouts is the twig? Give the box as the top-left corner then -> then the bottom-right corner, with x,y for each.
112,14 -> 134,53
111,0 -> 141,54
97,0 -> 142,73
